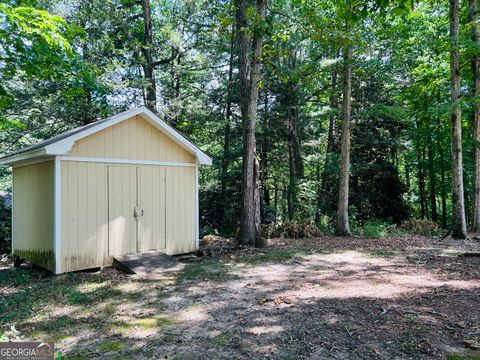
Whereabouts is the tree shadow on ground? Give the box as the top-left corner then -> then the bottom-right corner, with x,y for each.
1,239 -> 479,359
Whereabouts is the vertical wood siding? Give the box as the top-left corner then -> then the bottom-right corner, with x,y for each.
13,161 -> 55,271
165,166 -> 196,255
57,115 -> 198,272
138,166 -> 167,251
107,165 -> 137,256
61,161 -> 107,272
68,115 -> 195,163
60,162 -> 196,272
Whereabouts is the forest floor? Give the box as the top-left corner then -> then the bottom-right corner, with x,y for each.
1,236 -> 480,359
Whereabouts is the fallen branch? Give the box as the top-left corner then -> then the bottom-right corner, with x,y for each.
342,324 -> 353,337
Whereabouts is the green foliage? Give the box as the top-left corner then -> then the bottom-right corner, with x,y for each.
0,1 -> 109,160
0,0 -> 474,239
0,282 -> 32,322
0,268 -> 31,286
0,194 -> 11,244
0,326 -> 23,342
316,215 -> 335,235
67,291 -> 91,305
352,219 -> 408,238
0,3 -> 76,78
355,219 -> 391,238
0,2 -> 85,129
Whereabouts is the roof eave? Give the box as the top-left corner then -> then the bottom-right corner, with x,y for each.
197,153 -> 212,165
0,148 -> 48,166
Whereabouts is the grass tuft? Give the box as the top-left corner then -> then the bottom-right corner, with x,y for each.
97,340 -> 124,353
368,250 -> 397,258
244,249 -> 297,264
211,332 -> 233,346
447,351 -> 480,360
176,260 -> 235,283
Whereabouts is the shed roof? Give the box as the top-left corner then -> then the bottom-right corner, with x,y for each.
0,106 -> 212,166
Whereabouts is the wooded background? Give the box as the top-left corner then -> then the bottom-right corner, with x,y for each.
1,0 -> 479,242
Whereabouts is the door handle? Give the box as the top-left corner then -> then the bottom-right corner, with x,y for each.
133,206 -> 144,220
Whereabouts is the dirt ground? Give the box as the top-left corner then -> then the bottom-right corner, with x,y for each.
1,236 -> 480,359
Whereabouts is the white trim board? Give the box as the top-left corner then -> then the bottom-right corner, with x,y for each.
11,169 -> 15,256
195,162 -> 199,250
1,148 -> 47,166
54,156 -> 62,274
59,156 -> 196,167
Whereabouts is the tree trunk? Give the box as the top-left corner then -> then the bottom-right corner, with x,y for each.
428,139 -> 438,222
470,0 -> 480,233
219,27 -> 236,224
286,82 -> 304,220
274,179 -> 279,217
260,91 -> 270,206
416,125 -> 427,219
236,0 -> 266,246
282,185 -> 288,221
336,39 -> 352,236
254,157 -> 265,247
287,108 -> 304,179
422,145 -> 429,217
439,139 -> 448,228
141,0 -> 156,110
317,59 -> 338,222
405,161 -> 411,193
450,0 -> 467,239
174,53 -> 181,100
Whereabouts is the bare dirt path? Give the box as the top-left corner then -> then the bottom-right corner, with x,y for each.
1,236 -> 479,359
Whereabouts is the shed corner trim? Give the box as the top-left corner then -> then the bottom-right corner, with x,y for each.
54,156 -> 62,274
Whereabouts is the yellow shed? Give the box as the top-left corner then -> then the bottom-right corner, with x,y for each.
0,106 -> 212,274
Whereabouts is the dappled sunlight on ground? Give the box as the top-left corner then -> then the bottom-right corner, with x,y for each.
1,236 -> 479,359
176,305 -> 210,322
248,325 -> 284,334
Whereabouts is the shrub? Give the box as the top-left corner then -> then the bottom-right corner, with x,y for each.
353,219 -> 408,238
354,219 -> 390,238
262,220 -> 321,239
400,218 -> 442,236
0,192 -> 12,253
261,223 -> 281,239
317,215 -> 334,235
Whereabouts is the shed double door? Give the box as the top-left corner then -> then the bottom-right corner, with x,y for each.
108,165 -> 166,256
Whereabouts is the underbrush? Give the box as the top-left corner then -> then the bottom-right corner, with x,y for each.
352,219 -> 407,238
262,220 -> 322,239
399,218 -> 443,237
261,217 -> 444,240
353,218 -> 444,238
